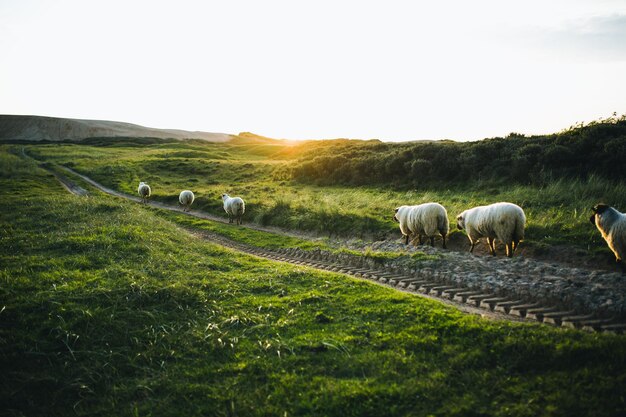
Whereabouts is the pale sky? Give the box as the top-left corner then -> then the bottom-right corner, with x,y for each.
1,0 -> 625,141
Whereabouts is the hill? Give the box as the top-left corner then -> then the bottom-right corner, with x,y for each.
0,115 -> 233,142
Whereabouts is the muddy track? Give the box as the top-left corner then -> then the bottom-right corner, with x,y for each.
29,154 -> 626,334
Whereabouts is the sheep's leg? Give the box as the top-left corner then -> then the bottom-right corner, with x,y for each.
487,237 -> 496,256
506,242 -> 514,258
404,234 -> 409,245
469,240 -> 476,253
429,236 -> 435,247
418,235 -> 424,245
441,233 -> 447,249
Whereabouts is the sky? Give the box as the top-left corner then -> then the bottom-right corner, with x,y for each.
1,0 -> 625,141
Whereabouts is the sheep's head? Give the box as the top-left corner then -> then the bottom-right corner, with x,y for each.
590,203 -> 610,225
221,193 -> 229,201
393,208 -> 400,223
456,213 -> 465,230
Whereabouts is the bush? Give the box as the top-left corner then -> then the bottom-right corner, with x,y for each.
287,116 -> 626,188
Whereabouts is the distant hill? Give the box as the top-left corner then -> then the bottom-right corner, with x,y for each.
0,115 -> 233,142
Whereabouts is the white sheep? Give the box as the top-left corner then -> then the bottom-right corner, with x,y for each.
393,203 -> 449,248
138,181 -> 151,204
179,190 -> 195,212
456,202 -> 525,257
590,203 -> 626,270
222,193 -> 245,225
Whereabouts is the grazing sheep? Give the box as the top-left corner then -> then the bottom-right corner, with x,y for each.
393,203 -> 449,248
456,202 -> 525,257
179,190 -> 195,212
138,181 -> 151,204
222,193 -> 245,225
590,203 -> 626,270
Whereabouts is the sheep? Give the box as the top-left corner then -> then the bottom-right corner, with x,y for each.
590,203 -> 626,270
456,202 -> 525,257
179,190 -> 195,212
138,181 -> 151,204
222,193 -> 245,225
393,203 -> 449,248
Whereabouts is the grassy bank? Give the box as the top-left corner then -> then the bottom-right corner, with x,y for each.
2,148 -> 626,416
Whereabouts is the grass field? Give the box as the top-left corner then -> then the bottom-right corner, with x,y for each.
24,139 -> 626,260
2,145 -> 626,416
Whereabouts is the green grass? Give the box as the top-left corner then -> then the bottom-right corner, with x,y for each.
2,147 -> 626,416
24,141 -> 625,260
157,209 -> 330,251
29,148 -> 439,266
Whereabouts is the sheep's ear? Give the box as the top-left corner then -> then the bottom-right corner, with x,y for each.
594,204 -> 609,214
394,208 -> 399,213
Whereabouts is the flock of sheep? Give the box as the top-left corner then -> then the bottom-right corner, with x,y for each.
138,180 -> 625,270
394,202 -> 525,258
394,201 -> 626,269
137,181 -> 246,225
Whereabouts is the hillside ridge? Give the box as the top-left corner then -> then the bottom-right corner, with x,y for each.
0,114 -> 233,142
